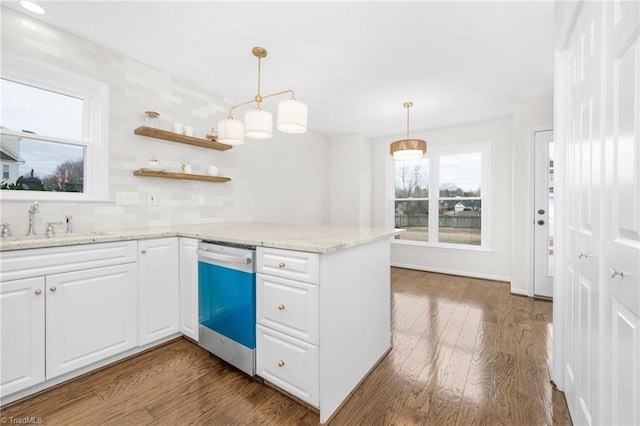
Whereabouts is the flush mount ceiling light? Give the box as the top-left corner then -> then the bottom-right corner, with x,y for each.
217,46 -> 308,145
390,101 -> 427,161
19,1 -> 45,14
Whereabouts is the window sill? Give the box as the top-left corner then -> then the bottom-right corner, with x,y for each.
391,239 -> 494,254
0,191 -> 113,203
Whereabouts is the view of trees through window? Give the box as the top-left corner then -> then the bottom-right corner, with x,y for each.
395,160 -> 429,241
394,151 -> 482,246
1,78 -> 85,193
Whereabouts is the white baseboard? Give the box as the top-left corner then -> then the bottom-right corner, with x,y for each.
391,262 -> 511,283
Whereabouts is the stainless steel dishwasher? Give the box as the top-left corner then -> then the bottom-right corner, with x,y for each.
197,241 -> 256,376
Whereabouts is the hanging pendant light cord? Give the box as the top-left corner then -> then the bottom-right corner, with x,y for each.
255,55 -> 263,109
403,101 -> 413,139
406,104 -> 410,139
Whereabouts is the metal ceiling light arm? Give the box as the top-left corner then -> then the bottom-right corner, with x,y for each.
218,46 -> 308,145
389,101 -> 427,160
405,101 -> 411,139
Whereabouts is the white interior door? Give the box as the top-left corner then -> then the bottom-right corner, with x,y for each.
560,3 -> 603,424
534,129 -> 555,298
601,1 -> 640,424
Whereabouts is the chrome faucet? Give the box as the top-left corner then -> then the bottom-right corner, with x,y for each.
45,221 -> 63,238
65,215 -> 73,233
26,201 -> 40,236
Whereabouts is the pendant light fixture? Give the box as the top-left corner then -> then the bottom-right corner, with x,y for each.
217,47 -> 308,145
389,101 -> 427,160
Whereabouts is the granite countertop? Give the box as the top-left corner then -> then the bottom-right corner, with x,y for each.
0,222 -> 403,253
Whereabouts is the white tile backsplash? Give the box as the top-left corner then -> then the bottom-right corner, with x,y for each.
0,7 -> 234,235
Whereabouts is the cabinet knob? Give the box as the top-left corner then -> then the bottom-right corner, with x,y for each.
278,262 -> 286,268
277,304 -> 285,311
34,289 -> 42,295
277,360 -> 285,367
141,249 -> 147,254
50,286 -> 57,292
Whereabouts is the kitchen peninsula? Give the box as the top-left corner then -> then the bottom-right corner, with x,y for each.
0,222 -> 401,423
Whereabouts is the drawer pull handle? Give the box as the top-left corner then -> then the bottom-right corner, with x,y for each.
141,249 -> 147,254
34,289 -> 42,295
277,304 -> 285,311
278,262 -> 286,268
50,286 -> 57,292
277,360 -> 285,367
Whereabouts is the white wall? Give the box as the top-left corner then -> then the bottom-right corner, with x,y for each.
0,7 -> 330,232
373,117 -> 514,282
510,98 -> 553,295
329,134 -> 373,227
232,131 -> 330,225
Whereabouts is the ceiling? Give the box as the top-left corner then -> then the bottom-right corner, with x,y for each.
3,1 -> 556,139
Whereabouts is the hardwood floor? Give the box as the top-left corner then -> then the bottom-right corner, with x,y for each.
1,269 -> 572,425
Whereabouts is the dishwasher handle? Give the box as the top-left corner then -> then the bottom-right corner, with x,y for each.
197,249 -> 252,265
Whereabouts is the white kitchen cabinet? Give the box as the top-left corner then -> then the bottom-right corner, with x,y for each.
257,247 -> 319,284
256,241 -> 392,423
257,325 -> 318,405
257,274 -> 318,344
0,277 -> 45,396
256,247 -> 320,406
179,238 -> 198,341
138,238 -> 179,345
0,241 -> 138,398
46,264 -> 138,379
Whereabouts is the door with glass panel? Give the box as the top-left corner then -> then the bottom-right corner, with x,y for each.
533,129 -> 554,298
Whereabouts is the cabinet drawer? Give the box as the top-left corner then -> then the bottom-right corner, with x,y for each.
257,274 -> 318,344
256,325 -> 318,407
257,247 -> 319,284
0,241 -> 138,282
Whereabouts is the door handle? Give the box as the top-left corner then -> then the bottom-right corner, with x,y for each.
609,267 -> 628,278
196,249 -> 252,265
537,220 -> 545,225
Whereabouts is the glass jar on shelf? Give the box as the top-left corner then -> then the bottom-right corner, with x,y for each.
144,110 -> 160,128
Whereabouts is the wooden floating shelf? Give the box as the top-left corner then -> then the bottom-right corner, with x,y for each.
134,126 -> 232,151
133,169 -> 231,183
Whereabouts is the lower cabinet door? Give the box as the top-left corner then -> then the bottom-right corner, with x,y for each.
139,238 -> 179,345
256,325 -> 318,406
257,274 -> 318,344
179,238 -> 198,341
46,263 -> 138,379
0,277 -> 45,396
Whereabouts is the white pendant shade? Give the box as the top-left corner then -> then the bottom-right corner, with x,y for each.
220,47 -> 307,144
244,109 -> 273,139
277,99 -> 308,134
217,118 -> 245,145
392,149 -> 424,161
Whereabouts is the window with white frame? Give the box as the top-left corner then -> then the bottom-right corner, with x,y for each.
393,143 -> 489,248
0,56 -> 109,201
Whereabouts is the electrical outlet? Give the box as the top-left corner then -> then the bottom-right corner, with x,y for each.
216,195 -> 224,206
147,193 -> 159,205
115,191 -> 139,205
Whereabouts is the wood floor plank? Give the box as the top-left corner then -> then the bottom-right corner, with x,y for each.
454,321 -> 498,426
1,269 -> 573,425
